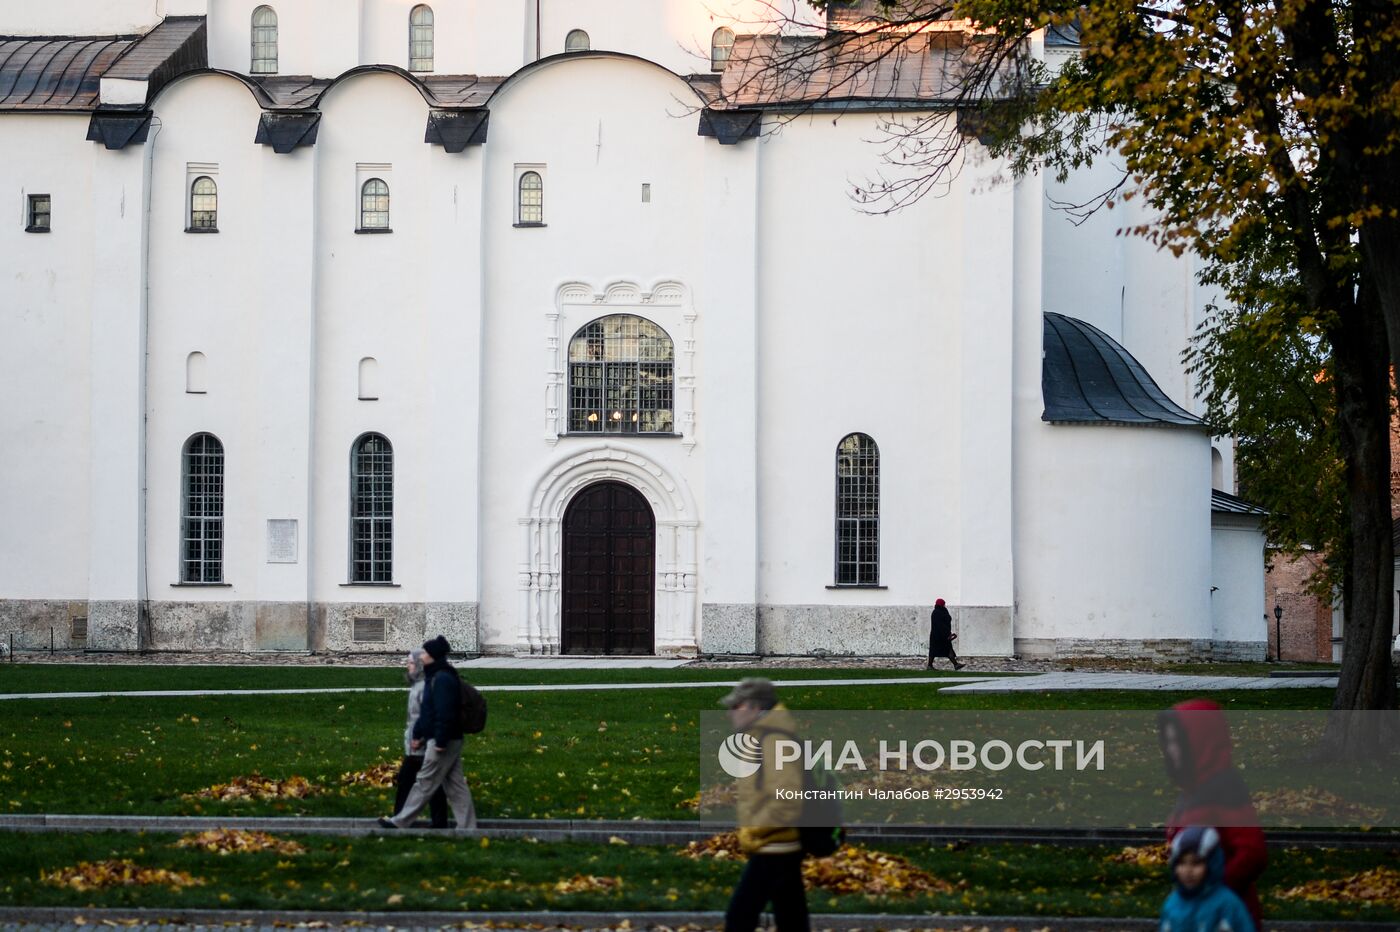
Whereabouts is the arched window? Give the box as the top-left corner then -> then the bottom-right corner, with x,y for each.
834,433 -> 879,586
182,433 -> 225,583
251,6 -> 278,74
189,176 -> 217,231
568,315 -> 674,434
1211,447 -> 1225,490
409,5 -> 434,72
358,357 -> 379,400
359,178 -> 390,230
350,433 -> 393,583
711,27 -> 735,72
517,171 -> 543,224
565,29 -> 590,53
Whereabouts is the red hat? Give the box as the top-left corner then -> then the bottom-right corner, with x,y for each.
935,598 -> 945,607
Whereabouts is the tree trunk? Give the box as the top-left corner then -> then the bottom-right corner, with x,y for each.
1325,292 -> 1397,737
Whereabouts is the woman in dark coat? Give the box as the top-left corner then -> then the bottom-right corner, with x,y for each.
927,598 -> 964,669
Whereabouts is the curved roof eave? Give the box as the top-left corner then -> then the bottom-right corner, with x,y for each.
484,50 -> 709,108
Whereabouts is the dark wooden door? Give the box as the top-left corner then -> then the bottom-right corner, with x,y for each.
562,481 -> 655,655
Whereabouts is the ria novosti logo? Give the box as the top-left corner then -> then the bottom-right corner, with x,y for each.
717,732 -> 764,778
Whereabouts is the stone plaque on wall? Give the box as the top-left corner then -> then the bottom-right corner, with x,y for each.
266,519 -> 298,563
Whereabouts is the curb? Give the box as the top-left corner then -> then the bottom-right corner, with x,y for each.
0,907 -> 1392,931
1,816 -> 1396,850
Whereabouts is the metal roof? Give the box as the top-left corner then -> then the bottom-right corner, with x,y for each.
1042,312 -> 1204,429
0,36 -> 136,110
1211,489 -> 1268,515
0,17 -> 204,112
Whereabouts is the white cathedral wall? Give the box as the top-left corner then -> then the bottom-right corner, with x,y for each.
750,116 -> 1016,657
474,55 -> 717,655
4,0 -> 167,36
0,116 -> 96,630
1210,517 -> 1267,659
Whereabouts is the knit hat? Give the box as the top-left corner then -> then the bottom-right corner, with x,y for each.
719,677 -> 778,710
422,635 -> 451,662
935,598 -> 946,607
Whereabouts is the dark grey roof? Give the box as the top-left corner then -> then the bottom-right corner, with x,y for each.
1045,22 -> 1081,48
1042,312 -> 1204,428
246,68 -> 503,111
1212,489 -> 1268,515
0,36 -> 136,110
0,17 -> 204,112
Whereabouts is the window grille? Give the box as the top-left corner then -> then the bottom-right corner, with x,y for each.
360,178 -> 390,230
517,171 -> 543,224
565,29 -> 590,53
409,5 -> 434,72
711,27 -> 735,71
26,194 -> 50,232
834,432 -> 879,586
182,433 -> 225,583
251,6 -> 278,74
568,315 -> 674,434
351,433 -> 393,583
70,617 -> 88,644
189,176 -> 217,230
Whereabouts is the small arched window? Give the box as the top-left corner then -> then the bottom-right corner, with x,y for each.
350,433 -> 393,583
189,176 -> 217,231
182,433 -> 225,583
565,29 -> 590,53
711,27 -> 735,72
358,357 -> 379,400
835,433 -> 879,586
517,171 -> 543,224
251,6 -> 278,74
568,315 -> 674,434
359,178 -> 390,231
1211,447 -> 1225,490
409,5 -> 434,72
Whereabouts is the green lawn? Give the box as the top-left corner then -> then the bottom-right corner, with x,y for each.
0,683 -> 1336,819
0,830 -> 1393,922
0,663 -> 964,694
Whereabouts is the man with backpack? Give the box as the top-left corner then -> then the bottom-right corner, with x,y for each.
378,635 -> 479,831
721,678 -> 810,932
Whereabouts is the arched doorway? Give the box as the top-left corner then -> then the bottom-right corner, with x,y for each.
561,481 -> 656,654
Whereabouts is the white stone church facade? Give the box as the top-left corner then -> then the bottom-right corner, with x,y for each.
0,1 -> 1266,659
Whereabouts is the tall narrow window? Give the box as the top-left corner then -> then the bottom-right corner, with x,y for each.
189,176 -> 217,231
835,433 -> 879,586
565,29 -> 590,53
351,433 -> 393,583
186,351 -> 208,393
359,178 -> 390,231
182,433 -> 225,583
251,6 -> 278,73
568,315 -> 674,434
409,5 -> 434,72
517,171 -> 543,224
711,27 -> 735,71
26,194 -> 50,232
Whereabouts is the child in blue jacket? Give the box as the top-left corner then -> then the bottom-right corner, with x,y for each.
1160,825 -> 1257,932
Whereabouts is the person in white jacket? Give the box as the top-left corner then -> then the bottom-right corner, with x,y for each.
391,649 -> 449,828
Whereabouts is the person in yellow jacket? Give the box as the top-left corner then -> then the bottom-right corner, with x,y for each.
721,678 -> 809,932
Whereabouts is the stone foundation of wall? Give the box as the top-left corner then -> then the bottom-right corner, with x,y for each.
701,603 -> 757,654
1014,637 -> 1267,662
756,604 -> 1013,657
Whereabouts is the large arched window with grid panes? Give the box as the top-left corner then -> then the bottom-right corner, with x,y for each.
189,176 -> 217,231
350,433 -> 393,583
711,27 -> 735,71
834,432 -> 879,586
359,178 -> 390,230
181,433 -> 225,583
251,6 -> 278,73
568,315 -> 674,434
409,5 -> 434,72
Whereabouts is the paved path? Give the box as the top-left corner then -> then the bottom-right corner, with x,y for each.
0,671 -> 1339,701
0,906 -> 1391,931
939,672 -> 1338,692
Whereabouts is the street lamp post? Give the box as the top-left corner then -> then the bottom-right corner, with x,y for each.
1273,603 -> 1284,662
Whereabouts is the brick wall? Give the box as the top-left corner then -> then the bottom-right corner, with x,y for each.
1264,550 -> 1334,662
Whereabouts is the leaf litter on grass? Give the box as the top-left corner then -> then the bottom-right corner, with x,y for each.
174,828 -> 306,856
678,833 -> 958,897
42,859 -> 204,891
1104,844 -> 1170,868
339,761 -> 399,789
184,774 -> 322,801
1279,866 -> 1400,907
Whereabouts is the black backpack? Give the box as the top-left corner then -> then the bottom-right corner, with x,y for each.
756,728 -> 846,858
454,672 -> 488,734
